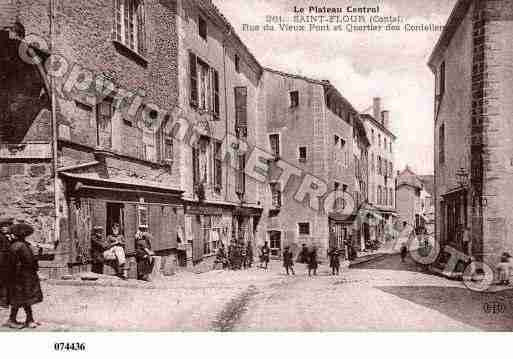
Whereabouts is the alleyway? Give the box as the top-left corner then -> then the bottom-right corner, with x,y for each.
2,255 -> 513,331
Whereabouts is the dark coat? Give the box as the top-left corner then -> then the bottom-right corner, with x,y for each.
261,245 -> 270,262
8,239 -> 43,306
328,249 -> 341,269
0,232 -> 12,307
297,247 -> 308,263
135,236 -> 154,278
307,250 -> 318,270
90,234 -> 109,263
283,250 -> 294,268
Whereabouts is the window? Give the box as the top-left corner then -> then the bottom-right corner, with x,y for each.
213,140 -> 222,190
289,91 -> 299,108
439,124 -> 445,164
371,153 -> 375,173
269,134 -> 280,159
236,154 -> 246,196
384,138 -> 387,150
142,130 -> 156,162
113,0 -> 146,54
96,98 -> 113,149
137,204 -> 148,228
235,53 -> 240,73
377,156 -> 382,175
378,134 -> 381,147
162,134 -> 173,162
202,216 -> 212,256
198,59 -> 210,111
340,138 -> 346,148
192,146 -> 200,186
440,61 -> 445,96
298,222 -> 310,235
334,135 -> 339,146
189,52 -> 219,119
299,146 -> 307,161
389,162 -> 393,178
384,187 -> 388,206
269,231 -> 281,256
371,129 -> 375,144
234,86 -> 248,137
389,188 -> 393,206
198,15 -> 207,40
390,141 -> 392,153
334,181 -> 340,191
270,182 -> 282,208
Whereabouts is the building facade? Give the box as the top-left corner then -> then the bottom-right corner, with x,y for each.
429,0 -> 513,266
361,97 -> 397,243
257,68 -> 358,259
176,0 -> 263,270
396,166 -> 424,227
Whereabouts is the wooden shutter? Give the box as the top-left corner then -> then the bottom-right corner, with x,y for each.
149,205 -> 163,251
212,69 -> 220,119
192,147 -> 200,186
236,154 -> 246,195
124,203 -> 137,253
192,215 -> 203,261
234,87 -> 247,137
189,52 -> 198,108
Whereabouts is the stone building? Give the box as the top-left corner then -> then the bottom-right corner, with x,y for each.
176,0 -> 263,269
396,166 -> 424,227
1,0 -> 186,278
429,0 -> 513,266
361,97 -> 397,242
257,68 -> 359,259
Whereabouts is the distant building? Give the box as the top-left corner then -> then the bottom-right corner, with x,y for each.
428,0 -> 513,266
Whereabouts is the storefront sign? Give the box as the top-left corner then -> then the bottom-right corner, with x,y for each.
186,205 -> 224,216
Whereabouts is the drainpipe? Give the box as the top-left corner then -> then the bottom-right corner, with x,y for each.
49,0 -> 60,252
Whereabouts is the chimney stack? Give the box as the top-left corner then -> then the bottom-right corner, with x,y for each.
373,97 -> 381,122
381,110 -> 390,129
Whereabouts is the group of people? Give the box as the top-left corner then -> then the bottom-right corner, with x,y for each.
91,223 -> 156,281
282,244 -> 343,277
213,240 -> 254,270
0,218 -> 43,329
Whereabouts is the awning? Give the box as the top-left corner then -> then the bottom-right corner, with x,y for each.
60,172 -> 184,198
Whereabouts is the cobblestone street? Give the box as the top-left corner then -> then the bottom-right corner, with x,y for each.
2,255 -> 513,331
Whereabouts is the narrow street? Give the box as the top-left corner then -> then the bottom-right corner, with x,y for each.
2,255 -> 513,331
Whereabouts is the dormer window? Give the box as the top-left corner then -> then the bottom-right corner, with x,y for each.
198,15 -> 207,40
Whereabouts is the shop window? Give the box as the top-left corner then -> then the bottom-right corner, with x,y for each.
298,222 -> 310,235
269,231 -> 281,257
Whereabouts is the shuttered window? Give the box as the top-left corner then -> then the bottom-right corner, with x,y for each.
213,140 -> 222,190
212,69 -> 220,119
192,146 -> 200,186
189,52 -> 198,108
96,98 -> 113,149
269,134 -> 280,158
234,86 -> 247,137
236,154 -> 246,195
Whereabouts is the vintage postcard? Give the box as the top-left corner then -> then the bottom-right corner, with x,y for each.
0,0 -> 512,353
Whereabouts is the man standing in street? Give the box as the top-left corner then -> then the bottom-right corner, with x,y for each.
135,227 -> 155,282
282,246 -> 295,275
0,218 -> 14,309
260,241 -> 270,270
461,226 -> 471,255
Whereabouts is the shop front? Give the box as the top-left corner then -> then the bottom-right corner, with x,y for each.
61,172 -> 184,278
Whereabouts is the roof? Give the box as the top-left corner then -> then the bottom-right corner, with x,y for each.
360,113 -> 396,140
427,0 -> 473,70
396,166 -> 424,190
197,0 -> 262,74
263,67 -> 328,85
60,172 -> 183,194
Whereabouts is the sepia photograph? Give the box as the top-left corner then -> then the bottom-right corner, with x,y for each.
1,0 -> 513,354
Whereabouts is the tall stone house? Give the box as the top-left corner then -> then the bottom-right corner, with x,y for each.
396,166 -> 424,228
256,68 -> 360,259
360,97 -> 397,242
429,0 -> 513,266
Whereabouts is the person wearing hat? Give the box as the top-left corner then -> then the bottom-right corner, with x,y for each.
0,217 -> 14,308
135,225 -> 155,281
307,246 -> 318,277
90,226 -> 109,275
282,246 -> 295,275
328,246 -> 341,276
104,223 -> 128,280
6,223 -> 42,329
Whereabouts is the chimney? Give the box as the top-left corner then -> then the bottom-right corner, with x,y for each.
381,110 -> 390,129
373,97 -> 381,122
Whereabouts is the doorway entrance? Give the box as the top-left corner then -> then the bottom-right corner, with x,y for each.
269,231 -> 281,257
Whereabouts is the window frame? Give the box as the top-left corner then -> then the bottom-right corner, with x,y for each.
269,133 -> 281,159
198,14 -> 208,41
298,146 -> 307,162
213,140 -> 223,191
298,222 -> 311,236
270,182 -> 282,208
289,90 -> 299,108
113,0 -> 146,55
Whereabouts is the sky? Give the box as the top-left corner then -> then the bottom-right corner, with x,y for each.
213,0 -> 458,175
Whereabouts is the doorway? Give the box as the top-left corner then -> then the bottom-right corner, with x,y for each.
106,202 -> 125,235
269,231 -> 281,257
